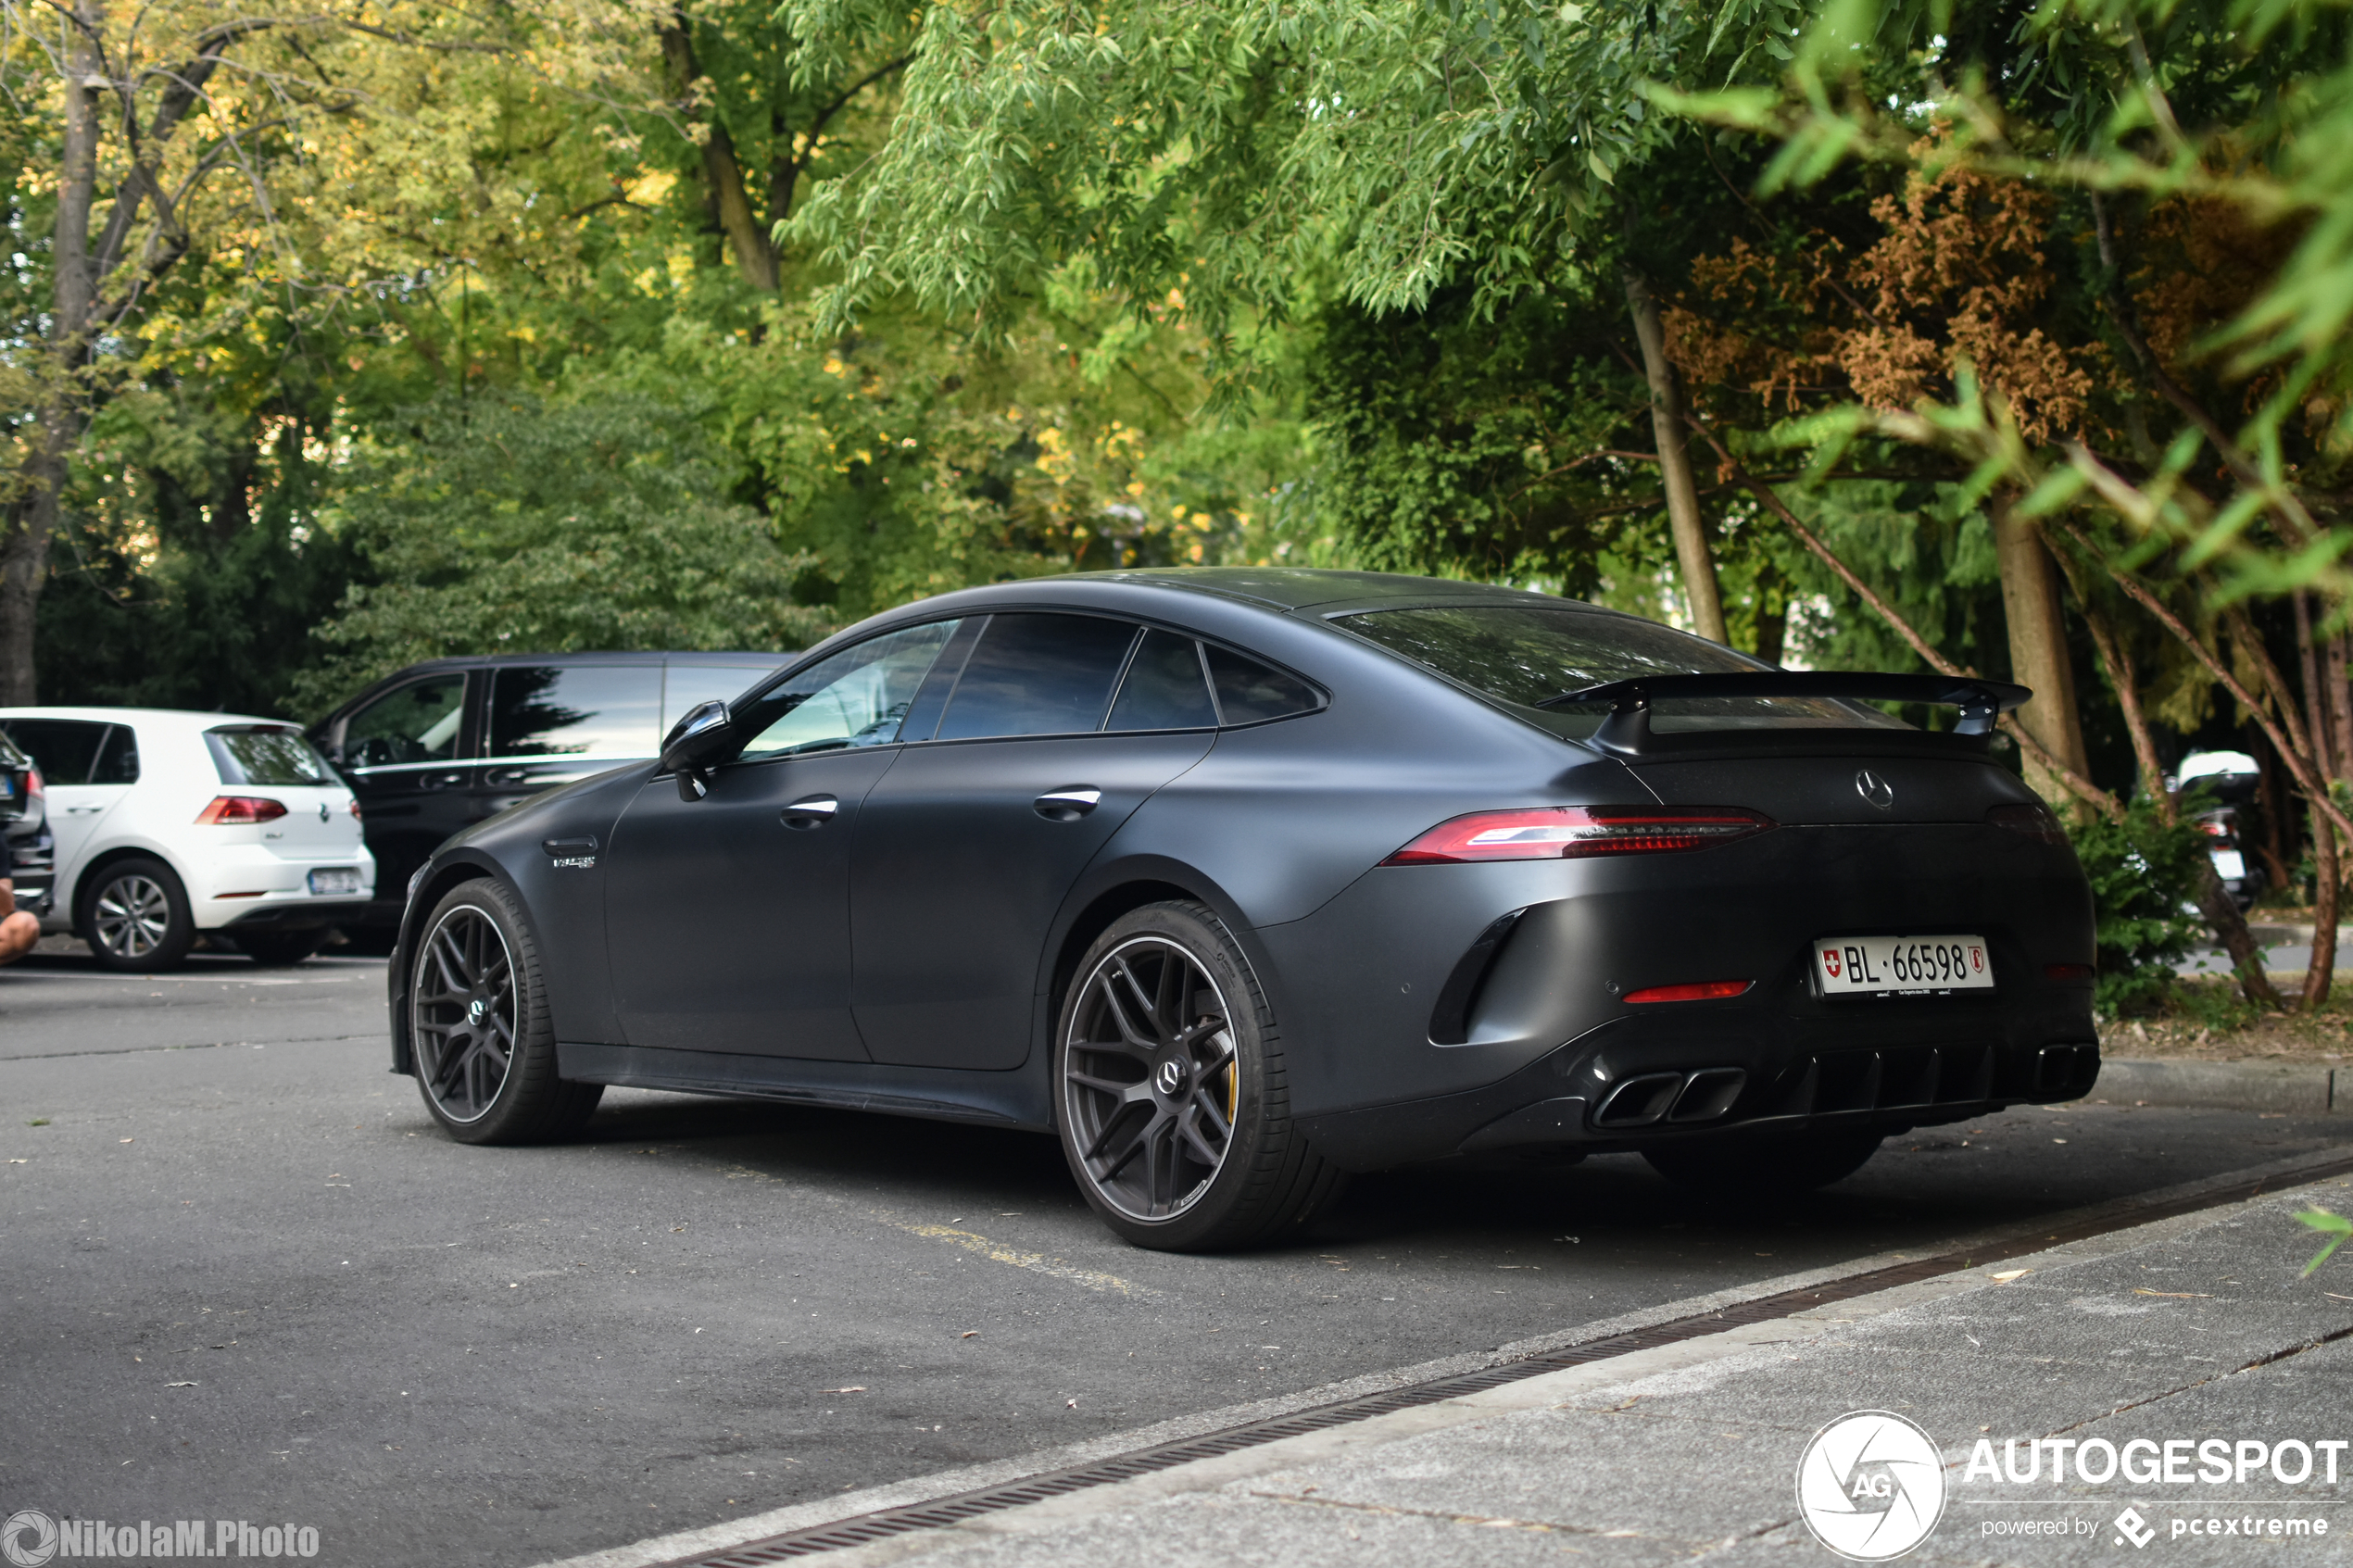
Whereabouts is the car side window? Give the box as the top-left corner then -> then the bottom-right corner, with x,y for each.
663,662 -> 781,736
0,718 -> 115,785
91,724 -> 141,784
935,614 -> 1141,741
343,674 -> 467,769
1106,630 -> 1218,731
737,621 -> 963,761
490,665 -> 663,759
1204,645 -> 1322,724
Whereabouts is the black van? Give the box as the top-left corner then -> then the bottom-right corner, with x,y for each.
308,651 -> 788,938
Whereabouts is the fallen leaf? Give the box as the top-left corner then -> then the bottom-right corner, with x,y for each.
1065,1398 -> 1078,1409
822,1386 -> 867,1394
165,1381 -> 197,1388
959,1330 -> 979,1338
120,1138 -> 134,1144
2052,1138 -> 2069,1145
1990,1269 -> 2032,1283
2133,1289 -> 2212,1298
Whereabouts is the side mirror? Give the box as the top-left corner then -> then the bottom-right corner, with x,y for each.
660,699 -> 735,801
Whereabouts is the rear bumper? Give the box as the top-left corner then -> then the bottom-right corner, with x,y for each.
1263,820 -> 2096,1170
1295,1008 -> 2097,1170
221,897 -> 374,933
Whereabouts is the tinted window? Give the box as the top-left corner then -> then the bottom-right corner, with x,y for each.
490,665 -> 663,759
663,662 -> 780,734
1336,605 -> 1906,733
738,621 -> 961,760
343,674 -> 466,768
1,719 -> 117,785
1107,631 -> 1217,731
936,614 -> 1139,741
92,725 -> 141,784
1204,646 -> 1321,725
207,726 -> 336,786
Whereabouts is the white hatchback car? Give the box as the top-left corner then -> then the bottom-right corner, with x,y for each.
0,708 -> 375,971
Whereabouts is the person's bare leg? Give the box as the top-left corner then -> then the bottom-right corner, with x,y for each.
0,879 -> 37,965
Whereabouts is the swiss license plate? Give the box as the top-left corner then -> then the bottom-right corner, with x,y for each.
1815,935 -> 1993,996
308,867 -> 363,897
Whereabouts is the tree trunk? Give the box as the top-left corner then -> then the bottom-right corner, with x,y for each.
2330,634 -> 2353,783
659,17 -> 780,293
0,0 -> 105,704
1622,269 -> 1726,644
2296,591 -> 2331,782
1992,508 -> 2092,811
2306,815 -> 2339,1010
2255,732 -> 2294,892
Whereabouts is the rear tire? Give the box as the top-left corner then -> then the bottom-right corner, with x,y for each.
80,858 -> 195,972
408,878 -> 602,1144
1054,901 -> 1342,1251
1643,1128 -> 1885,1194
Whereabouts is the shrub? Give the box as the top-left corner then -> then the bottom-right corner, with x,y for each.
2069,797 -> 2212,1015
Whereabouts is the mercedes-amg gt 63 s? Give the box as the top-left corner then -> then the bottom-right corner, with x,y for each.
388,569 -> 2096,1250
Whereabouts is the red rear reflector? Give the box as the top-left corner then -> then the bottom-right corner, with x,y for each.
196,796 -> 288,824
2044,962 -> 2095,982
1382,806 -> 1774,865
1623,980 -> 1754,1005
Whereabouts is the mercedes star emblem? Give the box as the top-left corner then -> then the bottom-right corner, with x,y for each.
1156,1059 -> 1185,1095
1856,769 -> 1894,810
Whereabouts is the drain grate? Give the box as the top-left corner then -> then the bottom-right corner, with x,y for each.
659,1153 -> 2353,1567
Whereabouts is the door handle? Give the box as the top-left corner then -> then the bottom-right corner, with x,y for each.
1034,787 -> 1102,822
780,795 -> 839,829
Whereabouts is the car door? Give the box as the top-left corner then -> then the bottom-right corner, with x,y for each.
331,671 -> 476,912
602,621 -> 965,1061
0,719 -> 140,887
849,616 -> 1217,1071
474,662 -> 666,822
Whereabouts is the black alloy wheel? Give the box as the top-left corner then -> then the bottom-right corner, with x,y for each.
409,878 -> 600,1143
1055,901 -> 1341,1250
81,857 -> 195,972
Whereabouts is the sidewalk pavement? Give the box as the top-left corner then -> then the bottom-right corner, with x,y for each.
585,1171 -> 2353,1568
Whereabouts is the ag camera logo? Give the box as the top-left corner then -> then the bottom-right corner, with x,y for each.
2,1511 -> 57,1568
1796,1411 -> 1948,1561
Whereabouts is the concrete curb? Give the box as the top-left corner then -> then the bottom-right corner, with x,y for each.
2095,1054 -> 2341,1114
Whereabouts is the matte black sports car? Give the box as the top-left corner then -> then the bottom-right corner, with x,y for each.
389,569 -> 2097,1250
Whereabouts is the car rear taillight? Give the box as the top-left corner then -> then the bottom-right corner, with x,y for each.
1623,980 -> 1754,1004
1382,806 -> 1775,865
348,799 -> 363,821
1986,802 -> 2066,843
26,767 -> 41,801
196,796 -> 288,824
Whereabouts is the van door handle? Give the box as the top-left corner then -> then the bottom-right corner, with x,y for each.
780,795 -> 839,829
1034,787 -> 1101,822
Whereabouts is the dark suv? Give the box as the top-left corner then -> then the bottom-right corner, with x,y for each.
309,651 -> 788,937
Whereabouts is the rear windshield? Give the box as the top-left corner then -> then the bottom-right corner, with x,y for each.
208,726 -> 339,786
1333,606 -> 1908,735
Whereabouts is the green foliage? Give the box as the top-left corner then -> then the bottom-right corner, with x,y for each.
2300,1208 -> 2352,1276
2069,799 -> 2213,1015
292,393 -> 831,717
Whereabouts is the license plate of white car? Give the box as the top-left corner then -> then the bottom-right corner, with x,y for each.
1814,935 -> 1993,996
308,868 -> 362,896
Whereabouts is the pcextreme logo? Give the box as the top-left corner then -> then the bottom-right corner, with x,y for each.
1795,1411 -> 1949,1562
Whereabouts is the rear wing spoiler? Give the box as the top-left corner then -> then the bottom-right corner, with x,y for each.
1544,671 -> 2032,759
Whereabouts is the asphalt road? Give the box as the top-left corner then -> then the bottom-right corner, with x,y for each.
4,942 -> 2348,1567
